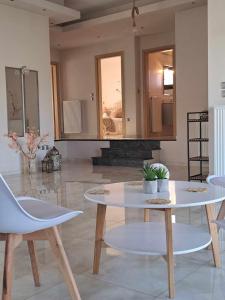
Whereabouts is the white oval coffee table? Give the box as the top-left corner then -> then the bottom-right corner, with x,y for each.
84,181 -> 225,299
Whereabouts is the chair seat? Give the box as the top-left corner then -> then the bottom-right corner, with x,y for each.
17,197 -> 76,220
12,196 -> 83,234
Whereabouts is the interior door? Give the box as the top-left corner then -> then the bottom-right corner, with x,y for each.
144,48 -> 176,139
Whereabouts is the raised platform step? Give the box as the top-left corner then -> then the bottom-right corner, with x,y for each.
92,157 -> 148,167
101,148 -> 152,159
109,140 -> 160,150
92,140 -> 161,167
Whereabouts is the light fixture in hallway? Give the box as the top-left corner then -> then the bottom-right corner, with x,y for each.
131,0 -> 140,33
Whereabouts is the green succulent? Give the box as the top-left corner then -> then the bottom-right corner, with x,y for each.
154,167 -> 168,180
143,165 -> 157,181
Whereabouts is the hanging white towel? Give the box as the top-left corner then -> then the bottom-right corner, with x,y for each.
63,100 -> 82,134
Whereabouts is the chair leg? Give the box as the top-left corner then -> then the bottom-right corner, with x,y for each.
45,227 -> 81,300
27,240 -> 40,287
2,234 -> 21,300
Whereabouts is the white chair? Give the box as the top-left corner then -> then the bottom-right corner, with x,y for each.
207,175 -> 225,188
0,174 -> 82,300
207,175 -> 225,229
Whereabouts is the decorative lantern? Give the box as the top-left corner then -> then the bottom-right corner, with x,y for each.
48,146 -> 62,171
42,156 -> 54,173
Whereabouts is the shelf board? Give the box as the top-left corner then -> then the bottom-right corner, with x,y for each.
189,174 -> 208,181
189,138 -> 209,142
104,222 -> 211,256
189,156 -> 209,162
188,118 -> 208,123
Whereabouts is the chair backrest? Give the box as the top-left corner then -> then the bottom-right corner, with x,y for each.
207,175 -> 225,188
0,174 -> 31,233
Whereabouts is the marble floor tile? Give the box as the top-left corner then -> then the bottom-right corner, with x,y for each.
26,274 -> 154,300
156,265 -> 225,300
0,161 -> 223,300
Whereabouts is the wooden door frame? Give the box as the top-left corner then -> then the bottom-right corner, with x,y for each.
51,62 -> 62,140
143,45 -> 176,140
95,52 -> 126,139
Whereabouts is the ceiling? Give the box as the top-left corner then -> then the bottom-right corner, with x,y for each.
63,0 -> 165,20
51,0 -> 207,49
0,0 -> 80,24
51,8 -> 175,49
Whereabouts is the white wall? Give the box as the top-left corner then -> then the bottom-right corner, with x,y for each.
51,48 -> 61,62
160,6 -> 208,166
208,0 -> 225,173
0,5 -> 54,174
55,140 -> 109,161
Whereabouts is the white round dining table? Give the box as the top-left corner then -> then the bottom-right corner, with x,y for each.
84,180 -> 225,299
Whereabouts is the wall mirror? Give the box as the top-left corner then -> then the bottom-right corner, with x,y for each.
6,67 -> 40,136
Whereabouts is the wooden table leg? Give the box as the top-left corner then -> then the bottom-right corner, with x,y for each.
93,204 -> 107,274
165,208 -> 175,299
144,208 -> 150,222
205,204 -> 221,268
217,200 -> 225,222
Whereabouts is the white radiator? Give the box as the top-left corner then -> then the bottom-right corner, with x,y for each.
214,105 -> 225,175
63,100 -> 82,134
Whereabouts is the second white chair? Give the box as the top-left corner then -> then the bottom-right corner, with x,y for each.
207,175 -> 225,229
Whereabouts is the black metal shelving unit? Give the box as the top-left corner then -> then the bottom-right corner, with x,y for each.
187,111 -> 209,182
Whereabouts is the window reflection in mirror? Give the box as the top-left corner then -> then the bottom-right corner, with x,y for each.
24,70 -> 40,131
5,67 -> 40,136
6,67 -> 24,136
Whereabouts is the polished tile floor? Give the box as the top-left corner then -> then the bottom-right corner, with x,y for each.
2,161 -> 225,300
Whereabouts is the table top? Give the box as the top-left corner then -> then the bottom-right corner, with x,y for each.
84,181 -> 225,208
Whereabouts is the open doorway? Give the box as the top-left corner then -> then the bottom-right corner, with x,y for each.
96,53 -> 125,139
143,47 -> 176,139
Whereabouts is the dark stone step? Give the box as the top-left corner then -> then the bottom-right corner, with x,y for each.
92,157 -> 148,167
101,148 -> 152,159
91,140 -> 160,167
109,140 -> 160,150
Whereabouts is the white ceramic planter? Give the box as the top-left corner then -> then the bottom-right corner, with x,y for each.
143,180 -> 157,194
157,179 -> 169,192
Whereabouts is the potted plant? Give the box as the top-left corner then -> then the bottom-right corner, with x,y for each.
143,165 -> 157,194
154,167 -> 169,192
